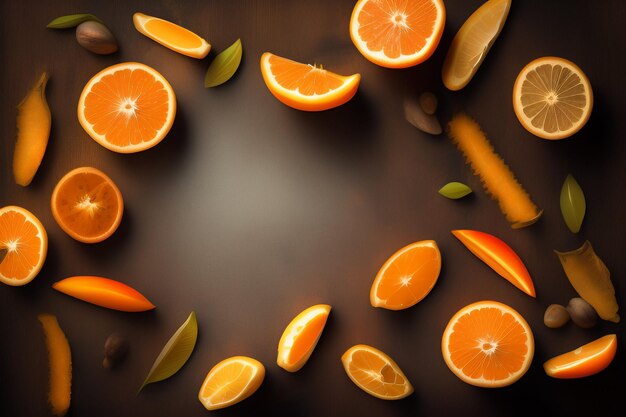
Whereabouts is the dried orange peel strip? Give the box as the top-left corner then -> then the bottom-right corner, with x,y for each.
38,314 -> 71,417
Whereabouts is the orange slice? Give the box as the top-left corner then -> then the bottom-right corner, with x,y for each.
513,56 -> 593,140
198,356 -> 265,410
260,52 -> 360,112
0,206 -> 47,286
277,304 -> 331,372
77,62 -> 176,153
51,167 -> 124,244
342,344 -> 413,400
133,13 -> 210,59
544,334 -> 617,379
349,0 -> 445,68
370,240 -> 441,310
442,300 -> 534,387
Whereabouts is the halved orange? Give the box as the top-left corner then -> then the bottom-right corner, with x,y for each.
133,12 -> 211,59
77,62 -> 176,153
260,52 -> 361,111
51,167 -> 124,244
513,56 -> 593,140
0,206 -> 47,286
442,300 -> 534,387
544,334 -> 617,379
350,0 -> 446,68
277,304 -> 331,372
341,344 -> 413,400
370,240 -> 441,310
198,356 -> 265,410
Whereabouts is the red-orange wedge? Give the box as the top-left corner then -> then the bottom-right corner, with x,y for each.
544,334 -> 617,379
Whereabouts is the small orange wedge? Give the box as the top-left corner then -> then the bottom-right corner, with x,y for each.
260,52 -> 360,111
370,240 -> 441,310
133,13 -> 210,58
544,334 -> 617,379
277,304 -> 331,372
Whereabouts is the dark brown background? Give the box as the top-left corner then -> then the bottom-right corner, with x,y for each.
1,0 -> 625,416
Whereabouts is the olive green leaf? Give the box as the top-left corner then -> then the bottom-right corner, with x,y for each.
140,311 -> 198,391
47,13 -> 104,29
204,39 -> 243,88
560,174 -> 586,233
439,182 -> 473,199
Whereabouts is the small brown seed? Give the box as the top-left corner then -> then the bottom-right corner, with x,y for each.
404,96 -> 442,135
103,333 -> 128,368
419,92 -> 438,115
76,21 -> 118,55
544,304 -> 570,328
567,297 -> 598,328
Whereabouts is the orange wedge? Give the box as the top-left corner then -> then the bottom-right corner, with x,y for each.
513,56 -> 593,140
370,240 -> 441,310
350,0 -> 446,68
342,344 -> 413,400
544,334 -> 617,379
277,304 -> 331,372
51,167 -> 123,244
133,13 -> 210,58
0,206 -> 47,286
442,301 -> 534,388
198,356 -> 265,410
260,52 -> 360,111
77,62 -> 176,153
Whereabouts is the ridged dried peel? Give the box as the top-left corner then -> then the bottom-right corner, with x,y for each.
140,312 -> 198,390
38,314 -> 71,417
544,334 -> 617,379
448,114 -> 541,228
13,72 -> 51,186
452,230 -> 536,297
205,39 -> 243,87
555,241 -> 619,323
560,174 -> 586,233
439,182 -> 473,199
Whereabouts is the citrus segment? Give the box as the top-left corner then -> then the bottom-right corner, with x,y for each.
544,334 -> 617,379
370,240 -> 441,310
51,167 -> 123,244
513,56 -> 593,140
350,0 -> 446,68
260,52 -> 360,111
77,62 -> 176,153
442,301 -> 534,387
133,13 -> 210,58
198,356 -> 265,410
38,314 -> 72,417
277,304 -> 331,372
0,206 -> 47,286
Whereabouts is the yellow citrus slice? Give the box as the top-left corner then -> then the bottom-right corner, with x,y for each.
260,52 -> 360,111
133,12 -> 210,59
513,56 -> 593,140
442,301 -> 534,387
442,0 -> 512,90
277,304 -> 331,372
77,62 -> 176,153
544,334 -> 617,379
198,356 -> 265,410
0,205 -> 47,286
341,344 -> 413,400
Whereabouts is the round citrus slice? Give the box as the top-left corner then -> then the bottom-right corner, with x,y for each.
77,62 -> 176,153
442,0 -> 511,90
341,344 -> 413,400
350,0 -> 445,68
370,240 -> 441,310
198,356 -> 265,410
544,334 -> 617,379
260,52 -> 360,111
442,300 -> 534,387
51,167 -> 124,244
513,56 -> 593,140
133,12 -> 211,59
277,304 -> 331,372
0,205 -> 47,286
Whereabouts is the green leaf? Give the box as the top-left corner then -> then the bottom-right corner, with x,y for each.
47,13 -> 104,29
439,182 -> 473,199
560,174 -> 586,233
140,311 -> 198,391
204,39 -> 243,88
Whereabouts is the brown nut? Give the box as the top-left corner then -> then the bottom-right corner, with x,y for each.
404,96 -> 442,135
544,304 -> 570,328
567,297 -> 598,328
76,21 -> 118,55
103,333 -> 128,368
419,92 -> 438,115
